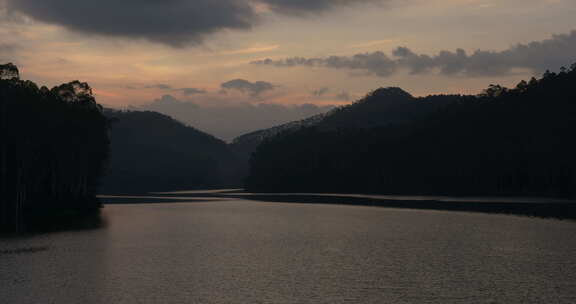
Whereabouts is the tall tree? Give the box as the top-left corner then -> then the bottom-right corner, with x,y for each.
1,64 -> 109,233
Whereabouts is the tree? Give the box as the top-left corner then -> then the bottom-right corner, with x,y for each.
1,64 -> 110,233
0,63 -> 19,80
247,63 -> 576,199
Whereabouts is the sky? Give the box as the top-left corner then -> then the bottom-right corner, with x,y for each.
1,0 -> 575,138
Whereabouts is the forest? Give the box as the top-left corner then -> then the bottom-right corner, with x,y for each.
0,63 -> 109,233
246,64 -> 576,198
102,109 -> 241,193
2,59 -> 576,232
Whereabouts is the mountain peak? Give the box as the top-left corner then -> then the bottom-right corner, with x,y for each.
366,87 -> 413,101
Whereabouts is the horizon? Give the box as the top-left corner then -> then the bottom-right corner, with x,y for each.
1,0 -> 575,110
4,56 -> 575,142
3,2 -> 576,302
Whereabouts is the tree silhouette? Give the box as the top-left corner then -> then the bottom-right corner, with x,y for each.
0,63 -> 19,80
247,64 -> 576,198
1,65 -> 109,233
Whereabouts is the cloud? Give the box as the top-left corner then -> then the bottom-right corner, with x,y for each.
153,94 -> 198,107
128,84 -> 206,95
3,0 -> 388,47
349,39 -> 397,49
3,0 -> 255,47
221,44 -> 280,55
312,87 -> 330,96
0,43 -> 18,63
253,51 -> 398,77
261,0 -> 382,15
252,31 -> 576,77
0,43 -> 15,53
335,91 -> 351,101
180,87 -> 207,96
145,84 -> 173,90
221,79 -> 275,96
135,94 -> 335,141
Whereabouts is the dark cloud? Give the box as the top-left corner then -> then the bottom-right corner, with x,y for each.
180,87 -> 207,96
4,0 -> 255,47
252,31 -> 576,77
221,79 -> 275,96
253,52 -> 397,77
312,87 -> 330,96
145,84 -> 173,90
263,0 -> 381,15
4,0 -> 387,47
135,94 -> 335,141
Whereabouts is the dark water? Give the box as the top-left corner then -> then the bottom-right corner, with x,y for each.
2,199 -> 576,303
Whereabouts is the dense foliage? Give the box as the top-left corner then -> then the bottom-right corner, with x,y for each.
0,64 -> 110,232
102,110 -> 241,193
247,65 -> 576,198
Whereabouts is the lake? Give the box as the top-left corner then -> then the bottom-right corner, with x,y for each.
2,197 -> 576,303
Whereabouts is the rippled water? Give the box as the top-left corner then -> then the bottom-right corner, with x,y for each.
2,199 -> 576,303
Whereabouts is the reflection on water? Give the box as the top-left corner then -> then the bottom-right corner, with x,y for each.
0,246 -> 50,255
99,195 -> 229,204
2,198 -> 576,304
224,192 -> 576,204
20,208 -> 106,235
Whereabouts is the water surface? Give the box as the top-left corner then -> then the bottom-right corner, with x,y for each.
2,198 -> 576,303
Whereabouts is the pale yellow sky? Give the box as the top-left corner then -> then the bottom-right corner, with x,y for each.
1,0 -> 575,107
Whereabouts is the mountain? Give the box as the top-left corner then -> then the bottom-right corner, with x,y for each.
319,87 -> 455,129
135,94 -> 334,141
246,66 -> 576,198
101,110 -> 241,194
231,87 -> 458,165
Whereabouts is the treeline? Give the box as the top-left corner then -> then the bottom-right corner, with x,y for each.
247,64 -> 576,198
101,109 -> 241,194
0,63 -> 109,233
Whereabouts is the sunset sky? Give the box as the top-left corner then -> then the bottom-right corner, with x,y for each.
1,0 -> 575,109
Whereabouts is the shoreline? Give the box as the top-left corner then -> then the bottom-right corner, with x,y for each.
99,191 -> 576,221
228,193 -> 576,220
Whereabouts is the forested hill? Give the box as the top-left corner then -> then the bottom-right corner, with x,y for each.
319,87 -> 454,130
247,65 -> 576,198
231,86 -> 458,167
101,110 -> 241,193
1,63 -> 110,233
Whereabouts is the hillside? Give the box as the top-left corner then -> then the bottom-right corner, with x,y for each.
101,110 -> 241,193
246,66 -> 576,197
231,87 -> 459,170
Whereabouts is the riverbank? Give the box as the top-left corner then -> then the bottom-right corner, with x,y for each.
102,190 -> 576,221
227,193 -> 576,220
0,207 -> 104,236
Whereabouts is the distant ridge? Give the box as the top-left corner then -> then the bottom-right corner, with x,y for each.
102,109 -> 242,193
246,65 -> 576,197
231,87 -> 457,160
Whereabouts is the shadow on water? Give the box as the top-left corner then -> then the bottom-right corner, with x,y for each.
0,245 -> 50,255
100,196 -> 229,204
1,195 -> 225,237
221,193 -> 576,222
1,208 -> 107,238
